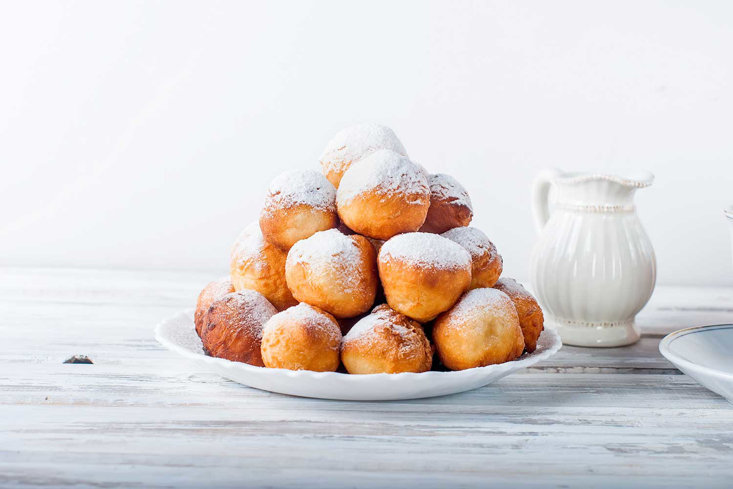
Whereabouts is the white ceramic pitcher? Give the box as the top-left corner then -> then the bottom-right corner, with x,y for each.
530,169 -> 656,347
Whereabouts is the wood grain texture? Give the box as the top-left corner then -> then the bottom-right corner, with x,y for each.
1,268 -> 732,488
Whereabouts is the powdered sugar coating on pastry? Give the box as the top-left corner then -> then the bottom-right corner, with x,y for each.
215,290 -> 277,338
443,287 -> 514,325
201,289 -> 278,365
432,287 -> 524,370
320,124 -> 408,179
429,173 -> 473,210
441,227 -> 494,260
379,232 -> 471,271
231,222 -> 269,272
341,304 -> 433,374
442,226 -> 503,289
261,302 -> 342,371
286,228 -> 362,292
336,150 -> 429,207
285,228 -> 378,318
194,277 -> 235,337
263,303 -> 342,346
261,170 -> 336,217
494,277 -> 533,301
345,306 -> 413,342
230,221 -> 297,310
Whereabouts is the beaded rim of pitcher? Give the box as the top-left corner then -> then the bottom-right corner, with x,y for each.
554,171 -> 654,189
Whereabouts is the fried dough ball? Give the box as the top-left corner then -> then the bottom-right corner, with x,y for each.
320,123 -> 408,188
194,278 -> 235,337
378,233 -> 472,322
336,150 -> 430,240
442,227 -> 503,289
230,222 -> 297,311
201,290 -> 277,366
259,170 -> 338,250
433,288 -> 525,371
285,229 -> 378,318
419,174 -> 473,234
261,303 -> 342,372
341,304 -> 433,374
494,278 -> 545,353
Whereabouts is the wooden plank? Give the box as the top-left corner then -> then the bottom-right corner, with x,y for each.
1,373 -> 731,487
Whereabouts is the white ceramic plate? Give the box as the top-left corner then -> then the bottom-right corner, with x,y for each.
155,309 -> 562,401
659,324 -> 733,404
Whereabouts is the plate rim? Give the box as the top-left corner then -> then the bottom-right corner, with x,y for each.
155,309 -> 563,382
659,323 -> 733,381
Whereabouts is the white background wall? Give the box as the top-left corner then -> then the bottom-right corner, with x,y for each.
1,0 -> 732,286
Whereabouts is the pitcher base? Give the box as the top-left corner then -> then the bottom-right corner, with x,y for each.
547,316 -> 641,348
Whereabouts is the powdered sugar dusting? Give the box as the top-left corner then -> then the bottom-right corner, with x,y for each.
429,173 -> 473,210
441,227 -> 495,260
262,170 -> 336,216
320,124 -> 408,175
344,312 -> 380,340
336,150 -> 429,206
345,307 -> 413,341
203,277 -> 235,302
264,303 -> 341,346
380,232 -> 471,271
195,277 -> 234,335
341,305 -> 431,367
446,288 -> 513,324
211,290 -> 278,341
286,229 -> 363,292
231,222 -> 268,272
495,277 -> 534,301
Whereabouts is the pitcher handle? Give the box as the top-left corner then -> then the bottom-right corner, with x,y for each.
532,168 -> 561,233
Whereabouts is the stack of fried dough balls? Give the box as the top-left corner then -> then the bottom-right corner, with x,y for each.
195,124 -> 545,375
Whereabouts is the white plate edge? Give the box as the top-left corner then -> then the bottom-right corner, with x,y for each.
154,309 -> 563,382
659,324 -> 733,382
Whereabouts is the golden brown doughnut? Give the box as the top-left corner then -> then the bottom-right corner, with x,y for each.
433,288 -> 525,370
194,277 -> 235,337
230,222 -> 297,311
201,290 -> 277,366
341,304 -> 433,374
320,123 -> 408,188
336,150 -> 430,240
285,229 -> 378,318
494,278 -> 544,353
378,232 -> 472,322
260,303 -> 342,372
259,170 -> 338,250
419,173 -> 473,234
441,227 -> 503,289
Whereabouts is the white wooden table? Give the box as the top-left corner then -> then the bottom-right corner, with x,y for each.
2,268 -> 732,488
